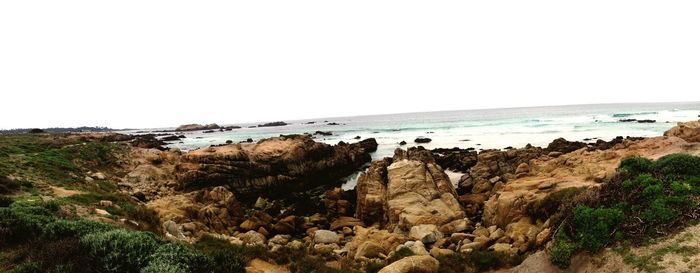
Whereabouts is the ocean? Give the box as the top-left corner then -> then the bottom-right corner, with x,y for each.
150,102 -> 700,161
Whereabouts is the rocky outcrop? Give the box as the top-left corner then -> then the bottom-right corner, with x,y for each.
431,148 -> 478,172
458,145 -> 544,195
175,123 -> 220,131
482,136 -> 700,228
545,138 -> 586,154
258,121 -> 288,127
355,147 -> 465,230
665,120 -> 700,143
175,136 -> 378,197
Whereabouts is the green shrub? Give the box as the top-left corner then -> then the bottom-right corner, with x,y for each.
641,197 -> 680,223
43,219 -> 114,240
0,204 -> 54,243
209,248 -> 246,273
0,176 -> 21,194
619,156 -> 654,176
386,247 -> 414,264
571,205 -> 624,252
81,229 -> 160,273
7,261 -> 42,273
365,261 -> 386,273
30,237 -> 100,273
654,154 -> 700,178
550,229 -> 578,268
0,195 -> 13,207
141,243 -> 213,273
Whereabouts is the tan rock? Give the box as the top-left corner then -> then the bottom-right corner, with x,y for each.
378,255 -> 439,273
665,120 -> 700,142
409,224 -> 443,244
356,148 -> 464,230
346,226 -> 408,261
245,258 -> 290,273
355,241 -> 385,259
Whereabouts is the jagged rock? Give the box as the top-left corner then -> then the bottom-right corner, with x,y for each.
355,241 -> 385,259
429,247 -> 454,257
545,138 -> 587,154
329,216 -> 364,231
430,148 -> 478,172
409,224 -> 443,244
665,120 -> 700,142
176,135 -> 378,197
355,158 -> 391,225
313,243 -> 340,255
401,241 -> 430,256
378,255 -> 439,273
356,147 -> 464,230
346,226 -> 408,261
438,218 -> 471,234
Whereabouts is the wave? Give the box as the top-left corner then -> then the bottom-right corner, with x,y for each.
611,112 -> 658,118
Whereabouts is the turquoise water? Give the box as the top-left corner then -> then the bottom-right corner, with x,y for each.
142,102 -> 700,160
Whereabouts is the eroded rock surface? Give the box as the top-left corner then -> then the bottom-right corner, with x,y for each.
355,147 -> 464,230
176,135 -> 377,197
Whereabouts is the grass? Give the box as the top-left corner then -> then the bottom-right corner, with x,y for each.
0,134 -> 126,187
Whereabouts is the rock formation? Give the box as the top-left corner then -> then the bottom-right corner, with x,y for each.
665,119 -> 700,143
355,147 -> 465,231
175,123 -> 221,131
175,136 -> 378,197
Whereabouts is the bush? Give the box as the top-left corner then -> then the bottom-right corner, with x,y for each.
209,248 -> 246,273
571,205 -> 624,252
0,176 -> 21,194
141,243 -> 213,273
619,156 -> 654,176
29,237 -> 100,273
550,229 -> 577,268
386,247 -> 414,264
81,229 -> 160,273
43,219 -> 114,240
654,154 -> 700,178
0,195 -> 13,207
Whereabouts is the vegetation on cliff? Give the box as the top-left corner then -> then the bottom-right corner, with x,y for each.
550,154 -> 700,268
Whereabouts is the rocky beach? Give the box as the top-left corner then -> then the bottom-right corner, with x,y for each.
2,118 -> 700,272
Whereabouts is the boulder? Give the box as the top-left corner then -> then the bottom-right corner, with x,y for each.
401,241 -> 429,256
414,137 -> 432,143
409,224 -> 443,244
378,255 -> 439,273
313,230 -> 340,244
237,230 -> 266,245
545,138 -> 587,154
346,226 -> 408,261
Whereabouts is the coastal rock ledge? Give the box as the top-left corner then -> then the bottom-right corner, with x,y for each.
175,135 -> 378,196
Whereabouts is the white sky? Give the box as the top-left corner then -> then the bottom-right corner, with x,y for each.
1,1 -> 699,129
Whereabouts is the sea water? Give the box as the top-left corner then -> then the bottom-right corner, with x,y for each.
152,102 -> 700,160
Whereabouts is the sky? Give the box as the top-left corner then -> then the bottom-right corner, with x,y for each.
1,1 -> 699,129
